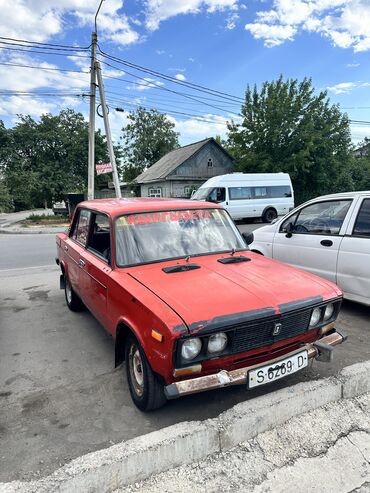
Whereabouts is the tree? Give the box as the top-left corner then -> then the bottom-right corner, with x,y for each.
1,110 -> 111,210
226,77 -> 353,204
121,107 -> 179,181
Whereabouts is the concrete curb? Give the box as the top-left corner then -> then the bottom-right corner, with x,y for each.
1,361 -> 370,493
0,227 -> 66,235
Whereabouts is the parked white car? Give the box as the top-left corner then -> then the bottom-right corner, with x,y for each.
250,191 -> 370,306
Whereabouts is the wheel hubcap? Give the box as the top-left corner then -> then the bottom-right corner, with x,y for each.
65,279 -> 72,304
129,344 -> 144,397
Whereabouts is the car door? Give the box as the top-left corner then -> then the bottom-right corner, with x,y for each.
65,208 -> 91,298
272,199 -> 353,282
79,212 -> 112,328
337,197 -> 370,304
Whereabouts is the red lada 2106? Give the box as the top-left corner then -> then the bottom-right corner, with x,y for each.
56,198 -> 347,411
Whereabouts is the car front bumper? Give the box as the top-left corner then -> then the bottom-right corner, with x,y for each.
164,329 -> 347,399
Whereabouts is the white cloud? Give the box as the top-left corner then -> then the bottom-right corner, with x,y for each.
245,0 -> 370,52
327,81 -> 370,94
226,13 -> 240,29
0,55 -> 89,92
245,22 -> 296,46
0,0 -> 140,47
0,95 -> 57,119
126,78 -> 164,91
168,114 -> 230,145
145,0 -> 239,31
327,82 -> 357,94
188,57 -> 196,62
347,63 -> 360,67
175,73 -> 187,81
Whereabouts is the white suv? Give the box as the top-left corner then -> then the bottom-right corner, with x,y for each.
250,191 -> 370,306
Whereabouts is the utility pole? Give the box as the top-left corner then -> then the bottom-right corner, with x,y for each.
96,61 -> 122,198
87,31 -> 97,200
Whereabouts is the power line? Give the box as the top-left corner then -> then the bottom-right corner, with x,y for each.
97,47 -> 244,104
0,61 -> 89,74
98,58 -> 241,116
0,36 -> 90,50
0,45 -> 90,58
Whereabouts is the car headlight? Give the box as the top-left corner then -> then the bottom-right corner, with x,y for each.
207,332 -> 228,354
309,307 -> 322,327
181,338 -> 202,360
323,303 -> 334,321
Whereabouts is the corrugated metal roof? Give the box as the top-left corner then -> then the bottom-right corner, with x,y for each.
135,138 -> 214,184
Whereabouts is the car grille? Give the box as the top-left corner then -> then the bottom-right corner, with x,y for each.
231,309 -> 312,354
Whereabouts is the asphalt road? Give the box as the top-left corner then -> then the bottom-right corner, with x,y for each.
0,229 -> 369,482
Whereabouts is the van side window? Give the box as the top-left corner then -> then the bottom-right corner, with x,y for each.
208,187 -> 225,203
229,187 -> 252,200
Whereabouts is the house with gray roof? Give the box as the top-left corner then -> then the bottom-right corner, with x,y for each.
135,138 -> 234,198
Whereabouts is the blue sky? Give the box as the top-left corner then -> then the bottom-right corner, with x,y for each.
0,0 -> 369,145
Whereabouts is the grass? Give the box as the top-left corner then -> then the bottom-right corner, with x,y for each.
24,213 -> 70,225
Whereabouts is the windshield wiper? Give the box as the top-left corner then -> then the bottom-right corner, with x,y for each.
162,264 -> 201,273
218,256 -> 251,264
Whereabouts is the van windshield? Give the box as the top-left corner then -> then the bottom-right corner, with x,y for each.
115,208 -> 245,266
192,187 -> 225,202
191,187 -> 213,200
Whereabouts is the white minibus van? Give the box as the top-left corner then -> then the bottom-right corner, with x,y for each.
191,173 -> 294,222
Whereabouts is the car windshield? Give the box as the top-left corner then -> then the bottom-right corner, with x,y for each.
115,208 -> 245,266
191,188 -> 213,200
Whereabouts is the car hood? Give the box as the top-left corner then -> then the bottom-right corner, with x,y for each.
127,252 -> 341,334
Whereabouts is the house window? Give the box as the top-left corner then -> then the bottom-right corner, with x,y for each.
148,188 -> 162,198
207,158 -> 213,168
184,186 -> 191,196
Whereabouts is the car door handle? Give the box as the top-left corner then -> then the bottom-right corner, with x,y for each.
320,240 -> 333,247
79,259 -> 85,267
64,245 -> 68,252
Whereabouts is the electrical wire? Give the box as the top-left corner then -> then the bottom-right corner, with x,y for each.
0,35 -> 91,50
97,48 -> 244,103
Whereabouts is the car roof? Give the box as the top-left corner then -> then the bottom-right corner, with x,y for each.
76,197 -> 222,216
308,191 -> 370,201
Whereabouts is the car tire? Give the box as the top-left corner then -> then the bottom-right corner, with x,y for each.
125,334 -> 167,411
64,275 -> 84,311
263,208 -> 277,223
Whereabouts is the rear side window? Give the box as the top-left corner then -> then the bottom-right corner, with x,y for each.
353,199 -> 370,237
70,209 -> 91,246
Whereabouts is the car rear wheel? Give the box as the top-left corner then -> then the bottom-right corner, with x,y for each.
263,208 -> 277,223
125,334 -> 167,411
64,275 -> 84,311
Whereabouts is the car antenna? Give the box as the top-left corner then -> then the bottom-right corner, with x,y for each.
185,255 -> 191,263
230,248 -> 235,256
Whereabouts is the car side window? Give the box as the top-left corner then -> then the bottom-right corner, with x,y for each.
353,199 -> 370,237
280,200 -> 351,235
87,213 -> 111,263
70,209 -> 91,246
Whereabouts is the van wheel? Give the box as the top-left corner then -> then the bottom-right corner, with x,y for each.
125,334 -> 167,411
263,208 -> 277,223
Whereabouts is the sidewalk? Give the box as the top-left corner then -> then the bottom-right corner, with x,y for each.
118,393 -> 370,493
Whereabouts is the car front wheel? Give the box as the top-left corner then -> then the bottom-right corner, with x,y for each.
125,334 -> 167,411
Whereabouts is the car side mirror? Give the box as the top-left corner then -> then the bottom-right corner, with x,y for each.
242,232 -> 254,246
285,222 -> 294,238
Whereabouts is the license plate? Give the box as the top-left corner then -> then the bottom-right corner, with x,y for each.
248,350 -> 308,389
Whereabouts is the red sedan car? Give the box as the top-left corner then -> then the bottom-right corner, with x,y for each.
56,198 -> 346,411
